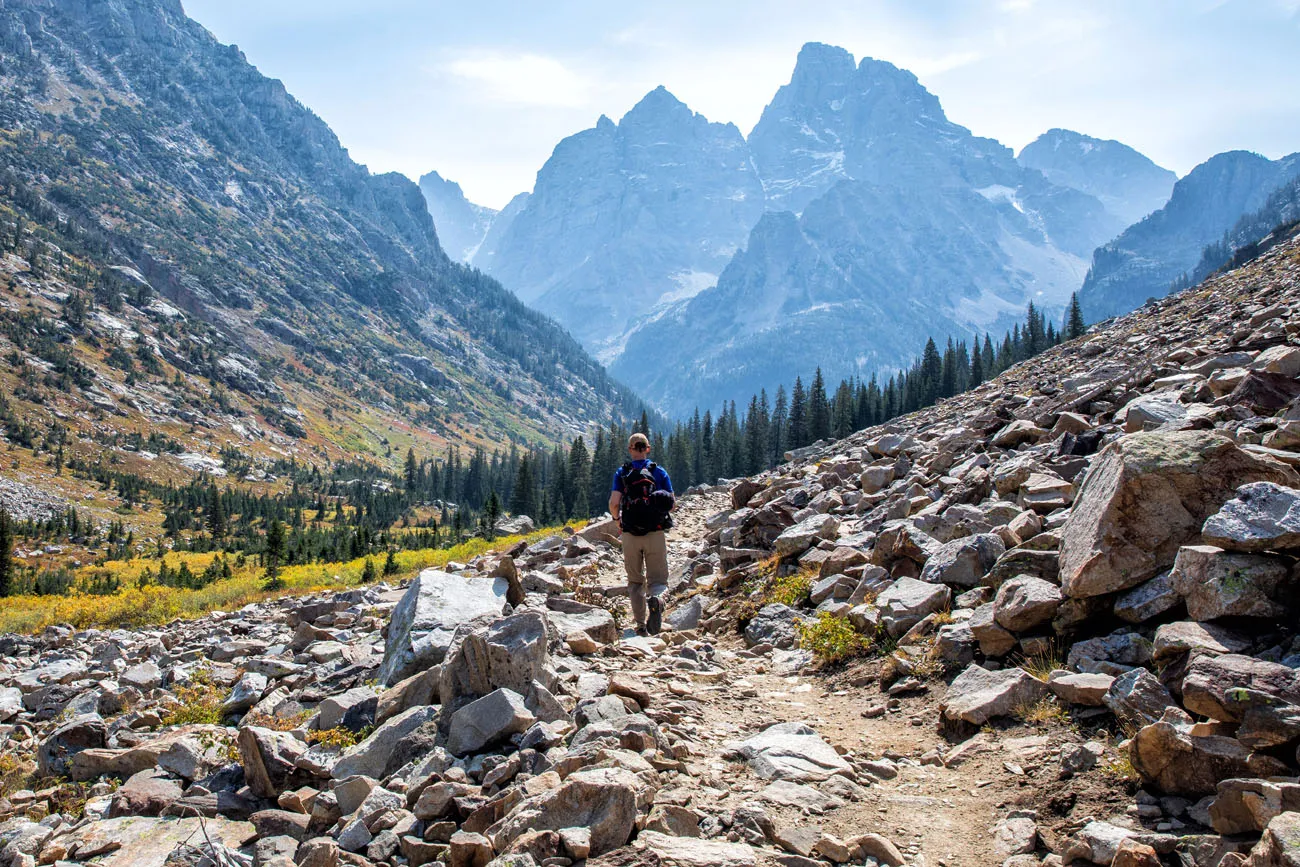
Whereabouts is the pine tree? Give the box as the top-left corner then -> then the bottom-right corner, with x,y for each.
787,377 -> 808,449
263,519 -> 285,589
969,342 -> 984,388
1066,291 -> 1086,339
483,491 -> 502,539
566,437 -> 592,519
919,338 -> 942,405
510,456 -> 535,517
361,557 -> 377,583
769,386 -> 788,466
206,484 -> 225,539
383,548 -> 399,576
0,507 -> 12,597
808,368 -> 830,443
405,448 -> 418,491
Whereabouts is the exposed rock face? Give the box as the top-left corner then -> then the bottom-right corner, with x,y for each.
417,170 -> 499,262
482,85 -> 763,357
1058,431 -> 1296,598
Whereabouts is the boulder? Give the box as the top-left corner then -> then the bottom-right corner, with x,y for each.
876,577 -> 951,638
1182,654 -> 1300,722
1211,778 -> 1300,835
446,689 -> 535,756
743,604 -> 802,649
1252,344 -> 1300,377
440,610 -> 550,714
1120,393 -> 1189,432
1067,631 -> 1153,673
378,569 -> 509,685
1130,720 -> 1284,796
1243,811 -> 1300,866
1058,431 -> 1296,598
1114,571 -> 1181,624
51,816 -> 256,867
1103,668 -> 1181,728
1152,621 -> 1251,664
1226,689 -> 1300,749
238,726 -> 310,799
992,419 -> 1048,448
331,705 -> 439,780
634,832 -> 758,867
1167,544 -> 1290,620
940,664 -> 1047,726
1048,671 -> 1114,706
1202,482 -> 1300,552
108,768 -> 183,817
488,767 -> 640,857
223,671 -> 268,713
38,714 -> 107,778
993,575 -> 1062,632
918,534 -> 1005,587
318,687 -> 379,732
859,465 -> 895,495
725,721 -> 853,782
774,514 -> 839,558
968,603 -> 1017,657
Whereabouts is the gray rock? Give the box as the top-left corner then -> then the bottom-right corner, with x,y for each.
1210,778 -> 1300,834
940,664 -> 1047,726
1048,671 -> 1114,706
488,767 -> 641,856
1067,631 -> 1153,674
665,596 -> 704,631
0,687 -> 22,721
968,603 -> 1017,657
744,604 -> 803,649
332,705 -> 439,780
993,574 -> 1062,632
37,714 -> 107,778
1167,544 -> 1291,620
318,686 -> 379,732
774,514 -> 839,557
238,726 -> 309,799
1130,720 -> 1283,796
1182,653 -> 1300,722
1121,392 -> 1189,432
1243,812 -> 1300,866
1202,481 -> 1300,552
1103,668 -> 1182,728
918,534 -> 1005,587
446,688 -> 535,756
935,621 -> 976,666
1152,621 -> 1251,664
548,605 -> 618,646
223,671 -> 268,713
1114,571 -> 1181,623
440,610 -> 551,715
725,721 -> 853,782
378,569 -> 509,685
121,661 -> 162,690
876,577 -> 951,638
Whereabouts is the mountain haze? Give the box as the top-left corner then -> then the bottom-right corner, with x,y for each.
1078,149 -> 1300,320
417,171 -> 498,262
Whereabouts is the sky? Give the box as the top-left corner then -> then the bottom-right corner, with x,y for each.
183,0 -> 1300,210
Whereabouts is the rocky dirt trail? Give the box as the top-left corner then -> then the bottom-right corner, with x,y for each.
4,229 -> 1300,867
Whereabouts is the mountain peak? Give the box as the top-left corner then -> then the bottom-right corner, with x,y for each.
621,85 -> 693,127
790,42 -> 857,83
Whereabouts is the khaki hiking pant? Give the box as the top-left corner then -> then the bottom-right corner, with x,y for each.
622,530 -> 668,629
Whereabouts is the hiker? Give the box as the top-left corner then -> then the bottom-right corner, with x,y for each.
608,432 -> 675,636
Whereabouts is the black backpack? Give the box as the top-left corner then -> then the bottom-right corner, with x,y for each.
618,461 -> 674,535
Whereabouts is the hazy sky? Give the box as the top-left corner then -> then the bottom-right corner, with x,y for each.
184,0 -> 1300,209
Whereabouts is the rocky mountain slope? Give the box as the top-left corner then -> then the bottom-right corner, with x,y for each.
1078,150 -> 1300,321
4,215 -> 1300,866
417,172 -> 498,263
1017,129 -> 1177,227
0,0 -> 645,528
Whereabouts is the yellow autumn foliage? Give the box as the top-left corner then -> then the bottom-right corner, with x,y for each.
0,525 -> 574,635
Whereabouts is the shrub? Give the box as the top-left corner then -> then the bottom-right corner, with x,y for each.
1014,696 -> 1069,725
162,667 -> 225,726
766,570 -> 814,608
796,612 -> 870,663
1013,641 -> 1064,682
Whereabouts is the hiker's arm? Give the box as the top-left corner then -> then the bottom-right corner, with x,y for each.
608,490 -> 621,522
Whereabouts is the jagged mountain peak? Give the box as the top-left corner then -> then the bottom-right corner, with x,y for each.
1018,128 -> 1177,225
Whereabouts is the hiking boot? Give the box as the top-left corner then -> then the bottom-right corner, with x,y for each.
647,597 -> 663,635
634,626 -> 649,638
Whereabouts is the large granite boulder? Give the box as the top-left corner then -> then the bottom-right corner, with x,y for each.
941,665 -> 1047,726
918,534 -> 1005,587
1202,482 -> 1300,552
378,570 -> 509,685
1167,544 -> 1291,620
725,721 -> 852,782
1059,431 -> 1295,598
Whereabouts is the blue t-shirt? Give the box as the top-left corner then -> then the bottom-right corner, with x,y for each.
611,459 -> 673,494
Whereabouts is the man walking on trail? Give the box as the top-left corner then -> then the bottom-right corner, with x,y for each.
609,433 -> 675,636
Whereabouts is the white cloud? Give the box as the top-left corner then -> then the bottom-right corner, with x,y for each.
441,50 -> 593,108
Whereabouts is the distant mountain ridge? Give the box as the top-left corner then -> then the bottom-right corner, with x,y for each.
417,171 -> 498,262
1018,128 -> 1177,227
1078,150 -> 1300,321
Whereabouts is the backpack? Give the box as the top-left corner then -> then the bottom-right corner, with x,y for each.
618,461 -> 674,535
